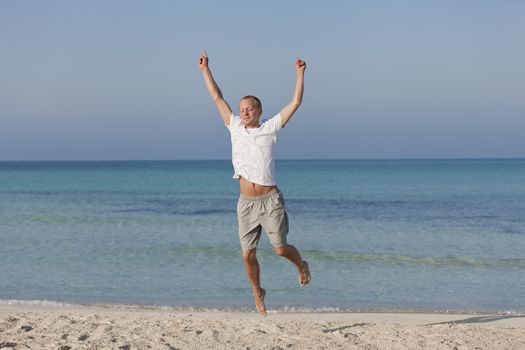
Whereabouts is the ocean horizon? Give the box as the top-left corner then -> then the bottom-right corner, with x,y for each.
2,156 -> 524,162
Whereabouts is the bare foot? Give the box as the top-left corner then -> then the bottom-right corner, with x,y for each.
299,261 -> 311,287
254,288 -> 267,317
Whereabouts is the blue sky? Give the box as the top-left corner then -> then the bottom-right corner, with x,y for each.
1,0 -> 524,160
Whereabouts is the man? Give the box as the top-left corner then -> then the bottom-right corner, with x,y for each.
197,51 -> 311,316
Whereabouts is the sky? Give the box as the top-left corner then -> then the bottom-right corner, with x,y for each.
1,0 -> 524,160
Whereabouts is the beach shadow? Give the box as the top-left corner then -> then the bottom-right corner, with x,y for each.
322,323 -> 371,333
423,315 -> 525,326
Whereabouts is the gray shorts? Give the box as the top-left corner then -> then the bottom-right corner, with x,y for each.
237,188 -> 289,251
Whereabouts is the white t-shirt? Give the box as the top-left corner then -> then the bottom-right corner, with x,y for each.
226,113 -> 282,186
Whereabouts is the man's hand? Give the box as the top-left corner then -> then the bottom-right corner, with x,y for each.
198,50 -> 209,70
295,58 -> 306,74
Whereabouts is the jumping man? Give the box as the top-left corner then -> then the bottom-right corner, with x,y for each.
197,51 -> 311,316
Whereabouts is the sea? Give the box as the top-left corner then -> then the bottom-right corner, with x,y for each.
1,159 -> 524,314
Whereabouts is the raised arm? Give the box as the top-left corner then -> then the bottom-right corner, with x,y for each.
198,51 -> 233,126
279,58 -> 306,127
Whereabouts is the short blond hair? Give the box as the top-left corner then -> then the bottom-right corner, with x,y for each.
240,95 -> 262,110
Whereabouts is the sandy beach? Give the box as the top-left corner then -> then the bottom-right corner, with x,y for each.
1,303 -> 524,350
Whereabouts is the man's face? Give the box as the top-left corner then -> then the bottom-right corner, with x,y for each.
239,98 -> 262,128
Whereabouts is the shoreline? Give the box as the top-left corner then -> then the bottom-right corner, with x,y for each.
2,302 -> 525,325
1,303 -> 524,349
2,298 -> 524,316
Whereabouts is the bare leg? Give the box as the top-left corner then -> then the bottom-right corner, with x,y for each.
274,244 -> 311,286
242,248 -> 266,316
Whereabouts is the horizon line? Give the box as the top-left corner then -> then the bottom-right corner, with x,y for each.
1,157 -> 524,162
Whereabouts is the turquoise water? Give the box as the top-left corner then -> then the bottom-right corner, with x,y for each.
1,159 -> 524,313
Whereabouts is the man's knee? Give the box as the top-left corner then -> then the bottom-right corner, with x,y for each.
274,245 -> 287,257
242,248 -> 257,263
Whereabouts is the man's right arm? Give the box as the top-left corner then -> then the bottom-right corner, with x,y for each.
198,51 -> 232,126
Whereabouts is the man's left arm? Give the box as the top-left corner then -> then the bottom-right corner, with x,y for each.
279,58 -> 306,128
